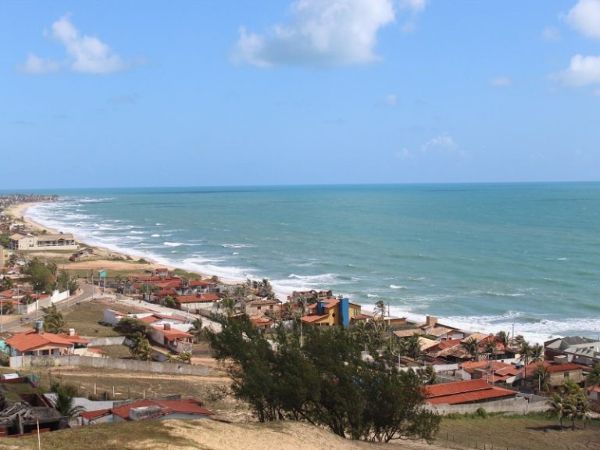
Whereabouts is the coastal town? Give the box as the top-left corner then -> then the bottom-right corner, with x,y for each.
0,194 -> 599,448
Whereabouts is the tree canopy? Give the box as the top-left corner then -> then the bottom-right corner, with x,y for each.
207,316 -> 439,442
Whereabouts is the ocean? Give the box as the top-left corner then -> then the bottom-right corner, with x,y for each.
24,183 -> 600,343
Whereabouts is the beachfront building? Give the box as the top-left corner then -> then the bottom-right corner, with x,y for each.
245,298 -> 282,317
148,323 -> 193,354
9,233 -> 78,251
174,293 -> 219,312
301,297 -> 362,327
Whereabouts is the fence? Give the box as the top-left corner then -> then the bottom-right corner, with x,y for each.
87,336 -> 127,346
9,355 -> 213,376
429,396 -> 549,416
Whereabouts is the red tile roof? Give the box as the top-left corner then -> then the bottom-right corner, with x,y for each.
151,326 -> 192,340
189,280 -> 215,287
301,314 -> 329,324
80,409 -> 111,421
424,379 -> 517,405
110,399 -> 212,420
175,293 -> 219,304
6,331 -> 76,352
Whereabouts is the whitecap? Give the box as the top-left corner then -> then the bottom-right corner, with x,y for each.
389,284 -> 407,290
163,242 -> 183,247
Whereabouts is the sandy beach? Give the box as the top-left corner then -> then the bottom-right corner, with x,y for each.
6,201 -> 246,288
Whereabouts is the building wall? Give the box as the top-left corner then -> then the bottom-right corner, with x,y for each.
428,397 -> 549,415
549,370 -> 584,386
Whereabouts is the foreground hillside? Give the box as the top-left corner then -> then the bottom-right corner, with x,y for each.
1,419 -> 445,450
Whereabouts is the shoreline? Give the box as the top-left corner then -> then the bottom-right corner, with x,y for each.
7,201 -> 570,344
8,201 -> 268,294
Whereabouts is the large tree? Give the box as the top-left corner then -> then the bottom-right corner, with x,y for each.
208,316 -> 439,442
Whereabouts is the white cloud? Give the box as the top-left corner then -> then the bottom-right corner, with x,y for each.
399,0 -> 427,13
21,15 -> 128,75
232,0 -> 396,67
398,0 -> 427,32
50,15 -> 125,74
422,134 -> 458,152
557,54 -> 600,86
397,134 -> 465,160
490,76 -> 512,87
567,0 -> 600,39
20,53 -> 60,74
541,26 -> 561,41
385,93 -> 398,106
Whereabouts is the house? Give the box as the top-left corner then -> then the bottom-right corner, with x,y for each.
544,336 -> 600,367
518,359 -> 586,387
419,316 -> 466,341
175,293 -> 220,312
5,328 -> 89,356
424,379 -> 518,405
9,233 -> 78,251
245,298 -> 282,317
459,360 -> 520,384
301,297 -> 362,327
148,323 -> 193,354
81,399 -> 212,424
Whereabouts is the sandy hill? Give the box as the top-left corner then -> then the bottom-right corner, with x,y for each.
1,419 -> 447,450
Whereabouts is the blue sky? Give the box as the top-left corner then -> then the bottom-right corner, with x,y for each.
1,0 -> 600,189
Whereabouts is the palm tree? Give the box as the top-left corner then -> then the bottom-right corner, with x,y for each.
586,363 -> 600,387
462,337 -> 479,360
404,334 -> 422,360
484,340 -> 496,359
533,363 -> 550,393
42,304 -> 66,333
550,393 -> 566,429
530,343 -> 543,363
52,385 -> 84,420
519,341 -> 532,384
495,330 -> 509,348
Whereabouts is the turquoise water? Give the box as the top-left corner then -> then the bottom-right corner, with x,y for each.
25,183 -> 600,342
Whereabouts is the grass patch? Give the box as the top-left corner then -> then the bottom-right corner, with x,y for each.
0,419 -> 197,450
438,414 -> 600,450
95,345 -> 131,359
62,301 -> 120,337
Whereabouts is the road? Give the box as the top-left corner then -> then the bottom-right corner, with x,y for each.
1,282 -> 102,333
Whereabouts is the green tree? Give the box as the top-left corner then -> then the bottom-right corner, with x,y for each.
533,363 -> 550,393
42,304 -> 65,333
163,295 -> 176,308
586,363 -> 600,387
519,341 -> 532,382
550,380 -> 589,430
495,330 -> 509,347
24,258 -> 56,293
51,383 -> 84,419
207,316 -> 440,442
189,318 -> 204,343
462,337 -> 479,360
114,317 -> 148,337
178,351 -> 192,364
129,332 -> 152,360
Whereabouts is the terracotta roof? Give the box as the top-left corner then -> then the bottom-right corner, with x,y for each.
301,314 -> 329,324
6,331 -> 76,352
175,293 -> 219,304
58,334 -> 90,345
151,326 -> 192,340
521,361 -> 585,378
424,379 -> 517,405
189,280 -> 215,287
111,399 -> 212,420
394,329 -> 423,338
80,409 -> 111,421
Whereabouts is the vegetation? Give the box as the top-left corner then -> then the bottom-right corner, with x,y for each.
42,304 -> 66,333
56,269 -> 79,295
0,301 -> 14,315
50,382 -> 84,419
113,317 -> 147,337
586,362 -> 600,387
207,316 -> 440,443
23,258 -> 57,293
549,379 -> 589,430
129,332 -> 152,360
